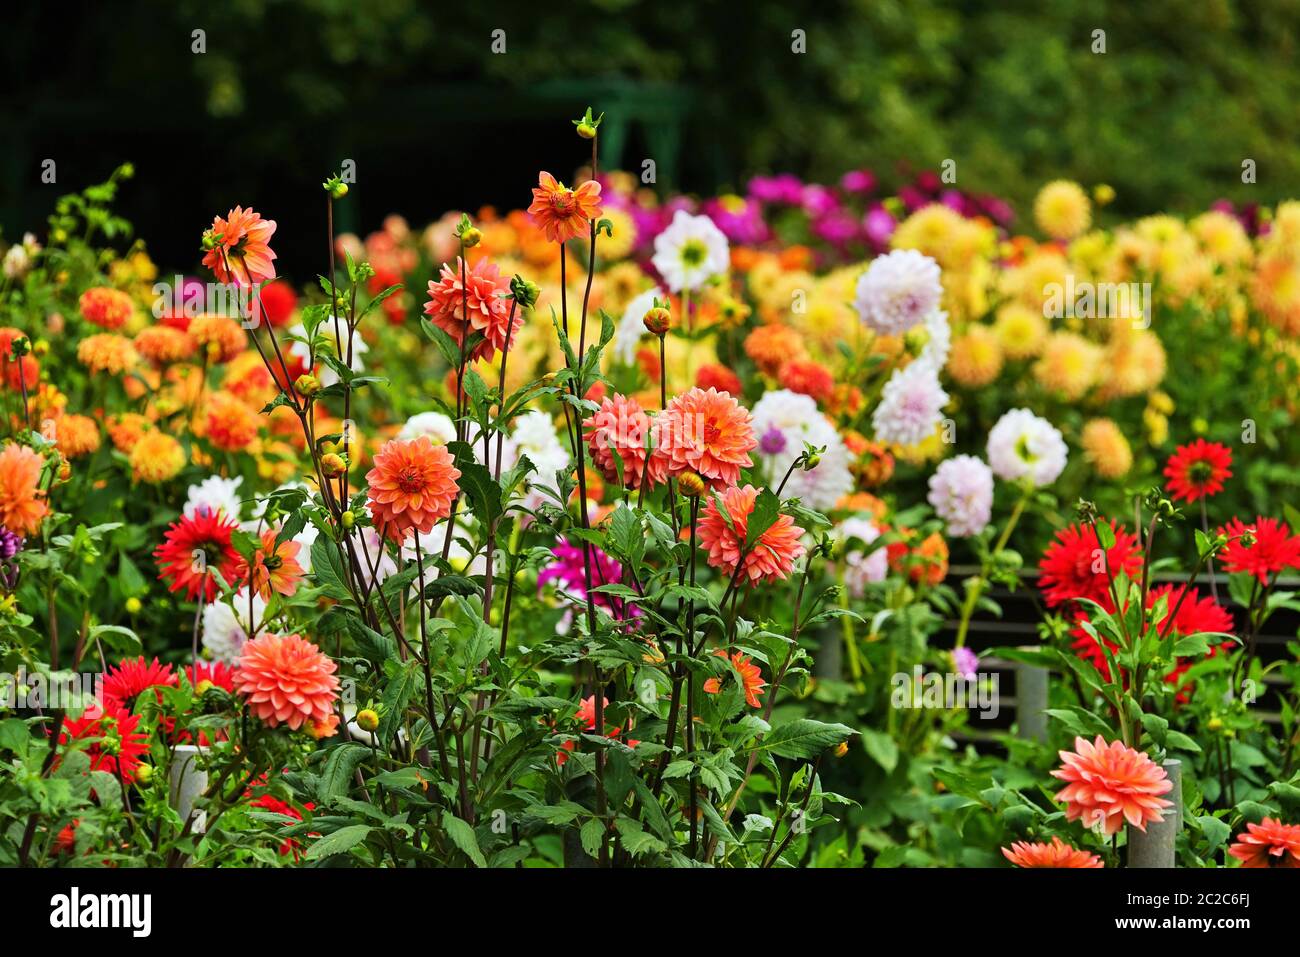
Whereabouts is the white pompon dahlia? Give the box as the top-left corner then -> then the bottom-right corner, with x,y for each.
871,362 -> 949,447
986,408 -> 1068,487
749,389 -> 854,510
398,411 -> 456,445
927,454 -> 994,537
651,210 -> 729,292
201,588 -> 265,664
835,517 -> 887,597
184,474 -> 245,522
853,249 -> 943,336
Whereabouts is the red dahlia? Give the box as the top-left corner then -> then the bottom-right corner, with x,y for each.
153,507 -> 244,602
1038,520 -> 1142,609
58,705 -> 150,778
102,656 -> 178,711
1163,438 -> 1233,502
1217,516 -> 1300,584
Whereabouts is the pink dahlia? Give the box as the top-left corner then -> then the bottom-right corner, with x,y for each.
233,633 -> 340,733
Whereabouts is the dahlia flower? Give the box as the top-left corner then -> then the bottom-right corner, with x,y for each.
658,387 -> 756,491
0,328 -> 39,391
184,474 -> 244,521
57,706 -> 150,778
697,484 -> 806,586
652,210 -> 730,293
749,389 -> 853,510
986,408 -> 1068,487
836,517 -> 888,597
744,323 -> 807,378
397,411 -> 456,445
927,454 -> 993,538
189,315 -> 246,364
1001,837 -> 1103,868
423,256 -> 519,364
886,528 -> 949,587
871,362 -> 948,447
0,443 -> 49,536
1052,735 -> 1173,837
947,326 -> 1003,387
366,436 -> 462,542
53,414 -> 101,459
204,391 -> 260,451
778,358 -> 836,404
703,649 -> 767,708
1037,520 -> 1142,609
538,538 -> 638,626
154,507 -> 244,602
1217,516 -> 1300,583
202,590 -> 265,664
1081,418 -> 1132,479
77,333 -> 138,375
1163,438 -> 1232,502
79,286 -> 134,330
584,393 -> 667,491
696,362 -> 742,396
1033,180 -> 1092,240
852,248 -> 942,336
130,432 -> 186,484
102,656 -> 177,711
234,633 -> 339,733
528,170 -> 603,244
238,526 -> 305,600
1227,817 -> 1300,868
135,325 -> 196,365
202,206 -> 278,286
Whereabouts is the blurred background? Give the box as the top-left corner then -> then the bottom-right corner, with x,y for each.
3,0 -> 1298,276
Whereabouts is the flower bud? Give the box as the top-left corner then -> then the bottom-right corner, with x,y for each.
510,275 -> 540,309
321,452 -> 347,477
1093,183 -> 1115,206
322,175 -> 349,200
677,472 -> 706,497
643,306 -> 671,336
124,596 -> 142,615
356,708 -> 380,732
195,679 -> 214,696
341,509 -> 355,529
576,122 -> 597,140
833,741 -> 849,758
135,764 -> 154,785
803,453 -> 821,471
294,373 -> 321,397
460,227 -> 483,249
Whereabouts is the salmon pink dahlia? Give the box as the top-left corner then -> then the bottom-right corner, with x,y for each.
78,286 -> 134,330
237,526 -> 305,600
1052,735 -> 1173,837
0,443 -> 49,537
423,256 -> 519,363
583,393 -> 667,490
233,632 -> 339,733
1227,817 -> 1300,868
202,206 -> 278,286
366,436 -> 461,541
658,387 -> 756,490
1163,438 -> 1232,502
1001,837 -> 1103,868
698,484 -> 806,586
528,171 -> 603,244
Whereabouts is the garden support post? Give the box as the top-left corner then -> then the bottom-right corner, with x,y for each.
1128,759 -> 1182,868
1015,650 -> 1048,744
169,744 -> 208,835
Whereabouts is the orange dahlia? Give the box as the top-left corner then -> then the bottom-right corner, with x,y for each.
365,435 -> 462,541
698,484 -> 805,585
107,412 -> 152,453
53,414 -> 101,459
422,256 -> 520,363
695,362 -> 742,396
0,443 -> 49,535
1001,837 -> 1103,868
0,328 -> 39,392
527,171 -> 603,244
778,358 -> 836,404
743,323 -> 806,378
76,333 -> 138,375
130,432 -> 185,483
233,632 -> 339,733
189,315 -> 246,364
1052,735 -> 1173,837
202,206 -> 278,287
134,325 -> 197,365
205,391 -> 260,452
239,526 -> 305,600
1227,817 -> 1300,868
583,393 -> 667,490
658,387 -> 756,490
78,286 -> 134,331
703,649 -> 768,708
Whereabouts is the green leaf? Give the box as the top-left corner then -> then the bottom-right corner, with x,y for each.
317,743 -> 369,803
306,824 -> 372,861
859,728 -> 898,773
744,488 -> 782,551
310,536 -> 353,601
754,719 -> 856,759
442,811 -> 487,867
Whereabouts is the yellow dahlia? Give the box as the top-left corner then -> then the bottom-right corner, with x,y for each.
1033,332 -> 1102,400
1033,180 -> 1091,241
947,325 -> 1003,387
993,302 -> 1048,359
1081,418 -> 1132,478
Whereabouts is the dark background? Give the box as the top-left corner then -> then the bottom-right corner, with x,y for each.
3,0 -> 1298,279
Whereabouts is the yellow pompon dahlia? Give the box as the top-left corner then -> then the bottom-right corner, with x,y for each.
77,333 -> 138,375
130,432 -> 185,483
189,314 -> 247,363
1081,418 -> 1132,478
1097,329 -> 1167,399
1190,211 -> 1253,269
53,414 -> 101,459
1033,332 -> 1102,400
1252,249 -> 1300,338
891,204 -> 986,271
1004,249 -> 1070,311
1033,180 -> 1092,241
107,412 -> 153,453
948,325 -> 1003,387
993,302 -> 1048,359
204,391 -> 261,452
134,325 -> 197,365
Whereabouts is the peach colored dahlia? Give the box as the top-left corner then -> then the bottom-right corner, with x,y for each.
233,632 -> 339,733
366,435 -> 462,541
658,387 -> 756,491
697,483 -> 805,586
1051,735 -> 1173,836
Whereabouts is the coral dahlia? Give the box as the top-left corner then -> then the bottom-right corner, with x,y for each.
703,649 -> 767,707
1001,837 -> 1103,868
528,171 -> 603,244
1052,735 -> 1173,837
697,484 -> 805,586
583,393 -> 667,490
233,632 -> 339,733
658,387 -> 756,491
366,436 -> 461,542
1227,817 -> 1300,868
0,443 -> 49,536
423,256 -> 519,364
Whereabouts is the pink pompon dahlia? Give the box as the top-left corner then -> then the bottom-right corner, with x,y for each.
697,484 -> 806,586
1051,735 -> 1173,837
1001,837 -> 1104,868
1227,817 -> 1300,868
201,206 -> 278,286
658,387 -> 756,491
423,256 -> 520,364
233,632 -> 340,734
583,393 -> 668,490
366,435 -> 462,542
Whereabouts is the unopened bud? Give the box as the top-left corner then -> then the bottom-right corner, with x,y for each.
643,306 -> 671,336
356,708 -> 380,732
135,764 -> 154,785
460,227 -> 482,249
321,452 -> 347,477
322,175 -> 349,200
833,741 -> 849,758
341,509 -> 355,529
124,596 -> 142,615
295,373 -> 321,397
677,472 -> 706,497
510,275 -> 540,309
576,122 -> 597,140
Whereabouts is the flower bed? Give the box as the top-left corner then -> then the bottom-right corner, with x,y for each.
0,113 -> 1298,869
